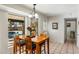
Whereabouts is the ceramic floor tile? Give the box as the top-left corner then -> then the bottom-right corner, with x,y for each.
8,39 -> 79,54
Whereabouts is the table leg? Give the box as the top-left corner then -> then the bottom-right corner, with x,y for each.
13,43 -> 15,54
47,38 -> 49,54
36,43 -> 41,54
44,42 -> 46,54
13,42 -> 16,54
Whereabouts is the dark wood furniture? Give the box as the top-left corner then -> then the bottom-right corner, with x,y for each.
13,35 -> 49,54
13,35 -> 26,54
25,36 -> 36,54
32,34 -> 49,54
8,19 -> 25,34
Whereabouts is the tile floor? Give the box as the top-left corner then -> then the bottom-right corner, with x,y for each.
8,39 -> 79,54
49,40 -> 79,54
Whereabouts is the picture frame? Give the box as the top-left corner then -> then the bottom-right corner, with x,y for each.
52,23 -> 58,29
67,23 -> 71,27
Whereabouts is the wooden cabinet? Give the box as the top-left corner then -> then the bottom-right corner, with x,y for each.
8,19 -> 25,34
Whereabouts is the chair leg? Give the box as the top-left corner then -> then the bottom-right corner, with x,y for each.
40,46 -> 42,54
29,50 -> 32,54
32,50 -> 35,54
44,43 -> 46,54
13,45 -> 16,54
19,46 -> 21,54
22,46 -> 24,53
32,51 -> 34,54
26,50 -> 28,54
15,46 -> 17,54
41,42 -> 46,54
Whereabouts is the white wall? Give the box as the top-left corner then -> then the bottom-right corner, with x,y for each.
42,16 -> 48,32
76,5 -> 79,47
47,16 -> 64,43
25,16 -> 31,35
38,13 -> 48,35
0,10 -> 8,54
2,4 -> 48,35
47,12 -> 77,44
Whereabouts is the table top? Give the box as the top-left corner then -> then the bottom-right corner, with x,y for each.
32,36 -> 48,43
18,35 -> 49,44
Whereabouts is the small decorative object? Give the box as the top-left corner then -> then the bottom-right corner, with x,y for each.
52,23 -> 58,29
27,26 -> 32,31
67,23 -> 71,27
27,26 -> 36,36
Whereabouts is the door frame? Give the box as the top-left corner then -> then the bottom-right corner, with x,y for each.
64,18 -> 77,44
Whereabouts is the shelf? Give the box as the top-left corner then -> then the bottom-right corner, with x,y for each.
8,19 -> 24,22
8,30 -> 23,31
8,18 -> 25,34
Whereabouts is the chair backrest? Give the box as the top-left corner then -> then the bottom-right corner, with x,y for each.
14,35 -> 20,43
14,35 -> 20,46
25,36 -> 32,50
14,35 -> 26,46
15,35 -> 19,40
40,33 -> 47,37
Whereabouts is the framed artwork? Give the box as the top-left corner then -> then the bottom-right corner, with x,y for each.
67,23 -> 71,27
52,23 -> 58,29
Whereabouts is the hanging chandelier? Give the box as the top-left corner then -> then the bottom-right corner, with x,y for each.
29,4 -> 38,19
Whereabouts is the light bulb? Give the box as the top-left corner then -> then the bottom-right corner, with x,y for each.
35,13 -> 39,18
28,14 -> 32,18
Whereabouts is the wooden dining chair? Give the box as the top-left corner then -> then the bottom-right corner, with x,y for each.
40,33 -> 47,37
13,35 -> 26,54
13,35 -> 19,54
25,36 -> 36,54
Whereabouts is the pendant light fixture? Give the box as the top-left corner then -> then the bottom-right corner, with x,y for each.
29,4 -> 38,19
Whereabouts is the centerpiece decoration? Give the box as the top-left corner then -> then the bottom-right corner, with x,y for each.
27,26 -> 36,37
28,4 -> 38,36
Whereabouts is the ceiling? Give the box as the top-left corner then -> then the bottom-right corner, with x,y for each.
23,4 -> 78,16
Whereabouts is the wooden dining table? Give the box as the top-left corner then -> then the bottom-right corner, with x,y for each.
32,35 -> 49,54
13,35 -> 49,54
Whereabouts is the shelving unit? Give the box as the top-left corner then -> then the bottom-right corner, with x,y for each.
8,19 -> 25,34
8,14 -> 25,48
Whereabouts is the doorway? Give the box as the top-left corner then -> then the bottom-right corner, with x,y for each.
64,18 -> 77,44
